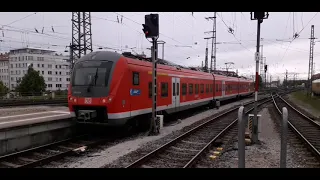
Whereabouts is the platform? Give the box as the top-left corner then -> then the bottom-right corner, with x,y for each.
0,110 -> 74,130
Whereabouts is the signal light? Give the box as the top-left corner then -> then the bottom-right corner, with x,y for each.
264,65 -> 268,72
142,14 -> 159,38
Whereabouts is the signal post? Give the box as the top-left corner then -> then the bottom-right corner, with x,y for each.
142,14 -> 160,135
250,12 -> 269,143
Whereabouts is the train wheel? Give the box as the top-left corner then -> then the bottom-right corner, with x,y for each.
137,116 -> 151,132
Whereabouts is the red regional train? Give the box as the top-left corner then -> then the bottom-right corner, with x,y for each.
68,51 -> 254,128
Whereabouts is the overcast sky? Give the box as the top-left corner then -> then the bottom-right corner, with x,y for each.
0,12 -> 320,81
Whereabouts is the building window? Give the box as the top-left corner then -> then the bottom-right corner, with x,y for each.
133,72 -> 139,85
48,64 -> 52,68
55,71 -> 58,75
42,71 -> 44,75
48,77 -> 52,81
59,71 -> 61,75
55,65 -> 58,68
42,64 -> 44,68
48,71 -> 52,75
37,64 -> 40,67
161,82 -> 168,97
66,78 -> 70,81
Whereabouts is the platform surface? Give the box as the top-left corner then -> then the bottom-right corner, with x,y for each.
0,110 -> 74,129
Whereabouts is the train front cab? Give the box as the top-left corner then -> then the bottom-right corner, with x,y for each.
68,51 -> 129,126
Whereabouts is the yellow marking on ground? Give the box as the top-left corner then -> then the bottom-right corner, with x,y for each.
216,147 -> 223,151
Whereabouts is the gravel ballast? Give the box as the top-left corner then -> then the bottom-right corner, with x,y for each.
207,107 -> 306,168
42,97 -> 255,168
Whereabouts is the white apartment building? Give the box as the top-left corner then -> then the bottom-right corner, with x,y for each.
8,47 -> 71,91
0,53 -> 10,88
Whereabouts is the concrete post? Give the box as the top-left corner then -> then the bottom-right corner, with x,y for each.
238,106 -> 245,168
280,107 -> 288,168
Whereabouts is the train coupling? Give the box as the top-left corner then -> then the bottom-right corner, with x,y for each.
78,110 -> 97,121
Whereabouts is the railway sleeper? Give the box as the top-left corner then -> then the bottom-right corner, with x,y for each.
170,146 -> 200,153
147,159 -> 184,168
0,161 -> 19,168
157,154 -> 191,162
181,140 -> 206,146
165,149 -> 195,157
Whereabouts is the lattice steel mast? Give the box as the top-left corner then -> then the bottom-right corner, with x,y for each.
70,12 -> 93,69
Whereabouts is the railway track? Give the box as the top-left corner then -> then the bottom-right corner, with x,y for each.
0,131 -> 128,168
272,94 -> 320,166
0,95 -> 261,168
126,95 -> 275,168
0,91 -> 291,168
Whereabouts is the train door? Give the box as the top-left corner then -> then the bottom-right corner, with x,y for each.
222,81 -> 226,97
172,77 -> 180,111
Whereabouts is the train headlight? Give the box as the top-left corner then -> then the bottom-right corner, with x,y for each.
108,97 -> 112,102
73,98 -> 77,103
69,97 -> 73,101
102,99 -> 106,103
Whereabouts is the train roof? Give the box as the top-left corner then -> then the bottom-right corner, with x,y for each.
76,51 -> 253,82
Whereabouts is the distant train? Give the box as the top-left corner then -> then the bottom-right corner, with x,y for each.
67,51 -> 254,128
312,79 -> 320,96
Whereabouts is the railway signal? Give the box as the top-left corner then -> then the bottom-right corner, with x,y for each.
142,14 -> 159,38
142,13 -> 160,135
250,12 -> 269,144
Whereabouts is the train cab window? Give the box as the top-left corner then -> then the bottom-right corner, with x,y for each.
210,84 -> 213,92
195,84 -> 199,94
189,84 -> 193,94
206,84 -> 209,93
200,84 -> 204,93
161,82 -> 168,97
148,82 -> 152,98
182,83 -> 187,95
133,72 -> 139,85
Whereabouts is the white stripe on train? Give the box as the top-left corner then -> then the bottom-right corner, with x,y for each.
106,92 -> 252,119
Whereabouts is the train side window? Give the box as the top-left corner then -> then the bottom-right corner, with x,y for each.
200,84 -> 204,93
148,82 -> 152,98
189,84 -> 193,94
182,83 -> 187,95
206,84 -> 209,93
195,84 -> 199,94
133,72 -> 139,85
161,82 -> 168,97
210,84 -> 213,92
216,84 -> 218,92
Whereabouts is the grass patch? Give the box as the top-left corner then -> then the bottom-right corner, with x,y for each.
291,91 -> 320,112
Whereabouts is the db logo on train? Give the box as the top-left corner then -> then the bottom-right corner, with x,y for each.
84,98 -> 92,104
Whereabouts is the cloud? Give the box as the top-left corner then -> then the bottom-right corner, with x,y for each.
0,12 -> 320,81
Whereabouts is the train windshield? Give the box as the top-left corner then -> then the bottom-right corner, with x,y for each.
72,60 -> 113,87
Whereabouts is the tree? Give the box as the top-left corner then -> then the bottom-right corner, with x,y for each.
0,81 -> 8,97
16,67 -> 46,96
